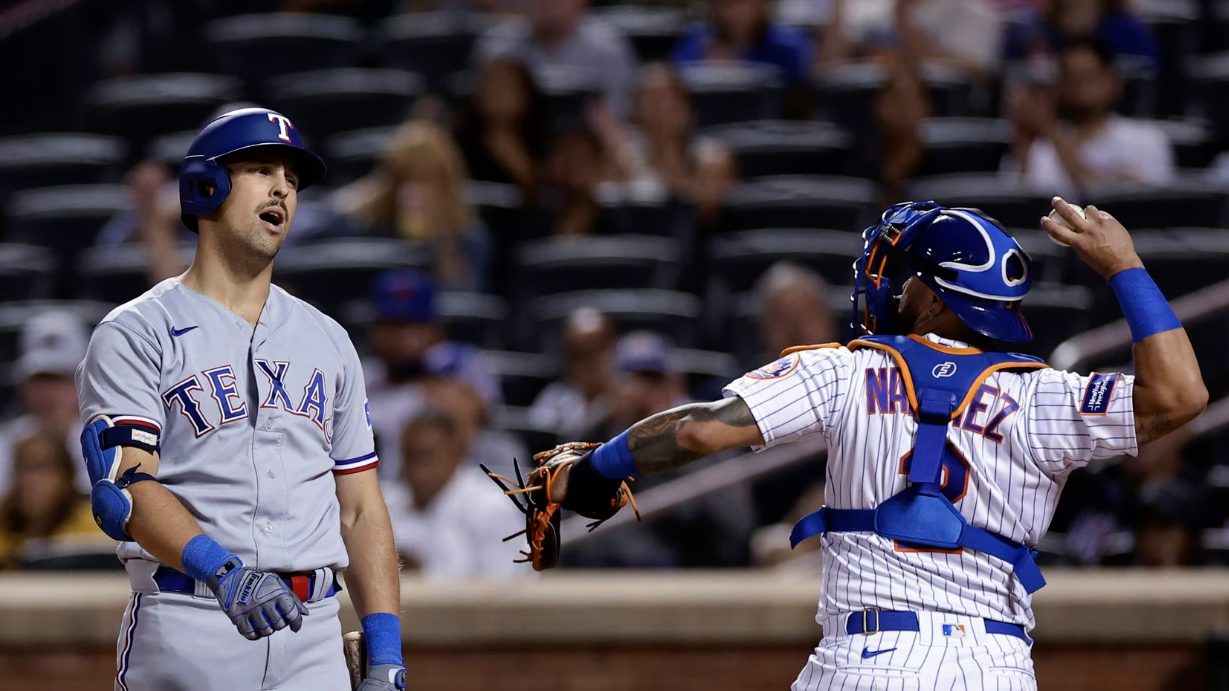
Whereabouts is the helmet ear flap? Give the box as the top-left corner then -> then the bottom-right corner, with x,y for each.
178,157 -> 232,230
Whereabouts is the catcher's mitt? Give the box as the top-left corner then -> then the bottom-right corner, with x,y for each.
482,442 -> 639,570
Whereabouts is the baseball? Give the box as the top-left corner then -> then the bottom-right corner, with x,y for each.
1046,203 -> 1087,247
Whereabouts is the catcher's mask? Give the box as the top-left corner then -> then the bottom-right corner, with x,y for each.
851,201 -> 1034,343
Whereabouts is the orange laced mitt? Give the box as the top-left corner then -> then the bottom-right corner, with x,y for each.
481,442 -> 639,571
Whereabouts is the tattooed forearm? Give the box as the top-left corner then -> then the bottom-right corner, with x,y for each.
1135,412 -> 1176,447
626,397 -> 760,474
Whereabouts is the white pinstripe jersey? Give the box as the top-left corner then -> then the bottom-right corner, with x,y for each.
723,333 -> 1137,631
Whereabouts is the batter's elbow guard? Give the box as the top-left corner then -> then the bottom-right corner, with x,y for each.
91,480 -> 136,542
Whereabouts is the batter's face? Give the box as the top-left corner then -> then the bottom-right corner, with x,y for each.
210,153 -> 299,261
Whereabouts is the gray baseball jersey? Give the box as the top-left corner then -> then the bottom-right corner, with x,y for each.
75,277 -> 377,573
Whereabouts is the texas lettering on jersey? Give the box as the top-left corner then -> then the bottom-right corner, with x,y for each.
163,361 -> 330,438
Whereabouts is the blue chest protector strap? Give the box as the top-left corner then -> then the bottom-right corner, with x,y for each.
789,335 -> 1050,594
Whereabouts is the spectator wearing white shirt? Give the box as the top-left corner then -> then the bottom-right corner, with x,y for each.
386,409 -> 527,578
474,0 -> 639,116
1005,36 -> 1174,197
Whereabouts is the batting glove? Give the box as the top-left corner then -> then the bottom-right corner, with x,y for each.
207,557 -> 309,640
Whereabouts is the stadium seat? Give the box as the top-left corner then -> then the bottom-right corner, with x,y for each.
341,291 -> 509,351
515,235 -> 682,298
1085,179 -> 1227,229
591,6 -> 688,63
816,63 -> 973,133
1115,54 -> 1159,118
1018,284 -> 1096,360
205,13 -> 363,89
148,130 -> 197,168
903,175 -> 1053,229
708,228 -> 866,294
917,118 -> 1013,177
1146,118 -> 1219,169
326,127 -> 397,186
536,66 -> 603,132
671,347 -> 742,399
717,176 -> 879,233
1136,0 -> 1200,117
0,134 -> 128,197
530,289 -> 703,352
491,404 -> 559,453
1188,52 -> 1229,126
377,12 -> 490,92
594,181 -> 696,240
678,63 -> 785,128
78,244 -> 195,305
273,238 -> 433,318
6,184 -> 129,295
266,69 -> 423,143
483,351 -> 559,408
699,120 -> 854,178
0,244 -> 57,302
86,74 -> 241,142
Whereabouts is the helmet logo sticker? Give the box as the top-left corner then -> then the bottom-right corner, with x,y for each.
932,362 -> 958,378
267,112 -> 294,143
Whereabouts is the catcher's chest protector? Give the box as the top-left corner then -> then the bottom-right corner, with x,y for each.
790,335 -> 1052,594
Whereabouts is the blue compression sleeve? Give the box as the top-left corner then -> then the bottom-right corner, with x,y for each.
362,613 -> 403,666
1109,268 -> 1182,342
589,429 -> 638,479
181,534 -> 236,583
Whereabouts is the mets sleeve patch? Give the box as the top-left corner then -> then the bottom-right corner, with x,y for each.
746,353 -> 801,380
1081,372 -> 1119,415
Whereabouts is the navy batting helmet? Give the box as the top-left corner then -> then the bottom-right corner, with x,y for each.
179,107 -> 326,231
852,201 -> 1034,343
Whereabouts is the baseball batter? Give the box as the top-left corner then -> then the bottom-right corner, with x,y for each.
515,199 -> 1206,689
74,108 -> 406,691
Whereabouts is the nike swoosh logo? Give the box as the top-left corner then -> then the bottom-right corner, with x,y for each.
861,647 -> 897,659
170,325 -> 199,337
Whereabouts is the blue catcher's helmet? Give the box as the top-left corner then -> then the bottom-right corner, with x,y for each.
851,201 -> 1034,343
179,108 -> 326,232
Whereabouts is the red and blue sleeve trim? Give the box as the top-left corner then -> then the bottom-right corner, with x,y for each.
333,451 -> 379,475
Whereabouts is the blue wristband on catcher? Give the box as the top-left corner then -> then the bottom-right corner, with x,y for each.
589,429 -> 638,479
1109,268 -> 1181,342
362,613 -> 403,667
181,534 -> 236,583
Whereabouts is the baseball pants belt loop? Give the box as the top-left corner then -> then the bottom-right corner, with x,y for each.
152,566 -> 340,602
844,610 -> 1031,643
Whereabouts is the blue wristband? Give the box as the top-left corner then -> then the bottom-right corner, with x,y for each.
589,430 -> 638,479
180,534 -> 236,583
362,613 -> 403,667
1109,267 -> 1181,342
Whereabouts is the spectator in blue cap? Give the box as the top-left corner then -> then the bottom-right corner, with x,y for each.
364,269 -> 500,486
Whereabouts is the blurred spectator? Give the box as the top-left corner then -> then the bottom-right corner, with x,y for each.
755,262 -> 838,363
474,0 -> 639,116
820,0 -> 1004,79
364,270 -> 501,483
871,65 -> 931,208
670,0 -> 814,88
542,124 -> 618,236
384,410 -> 526,577
530,308 -> 617,440
454,58 -> 553,205
602,331 -> 690,436
333,121 -> 493,291
93,160 -> 189,285
1004,37 -> 1174,196
0,432 -> 110,570
420,376 -> 527,483
0,312 -> 90,497
1003,0 -> 1159,69
598,63 -> 736,229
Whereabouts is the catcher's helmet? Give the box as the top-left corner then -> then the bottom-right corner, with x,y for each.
852,201 -> 1034,343
179,107 -> 326,232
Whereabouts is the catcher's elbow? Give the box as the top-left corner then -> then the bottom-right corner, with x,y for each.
677,422 -> 724,457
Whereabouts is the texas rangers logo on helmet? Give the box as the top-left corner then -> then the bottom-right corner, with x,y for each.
267,113 -> 294,143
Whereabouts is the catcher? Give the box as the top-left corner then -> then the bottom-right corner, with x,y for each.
488,198 -> 1206,690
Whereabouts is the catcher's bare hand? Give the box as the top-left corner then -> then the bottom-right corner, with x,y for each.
1040,197 -> 1144,281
